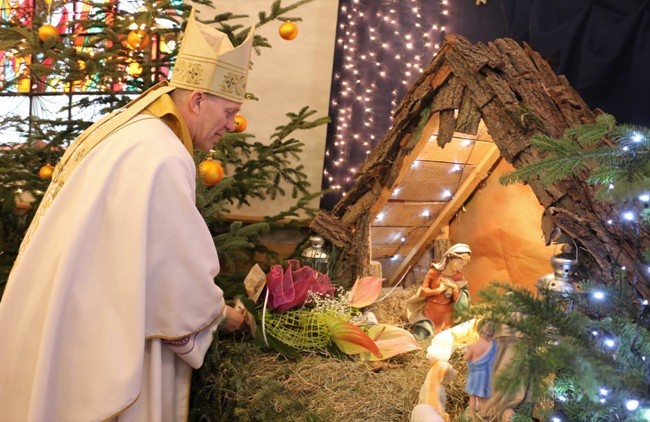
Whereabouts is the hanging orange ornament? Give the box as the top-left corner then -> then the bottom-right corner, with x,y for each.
233,114 -> 247,132
38,164 -> 55,180
38,24 -> 58,42
279,21 -> 298,40
127,30 -> 150,50
199,159 -> 224,186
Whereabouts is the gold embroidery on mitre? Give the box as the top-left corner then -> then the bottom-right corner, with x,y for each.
174,59 -> 204,86
220,72 -> 246,97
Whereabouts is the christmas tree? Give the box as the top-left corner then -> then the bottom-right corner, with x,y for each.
0,0 -> 327,296
468,114 -> 650,421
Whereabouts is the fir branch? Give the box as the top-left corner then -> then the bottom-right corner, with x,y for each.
500,114 -> 650,203
472,281 -> 650,420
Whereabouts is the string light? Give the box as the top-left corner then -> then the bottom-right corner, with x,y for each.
592,290 -> 606,300
322,1 -> 450,208
622,211 -> 635,221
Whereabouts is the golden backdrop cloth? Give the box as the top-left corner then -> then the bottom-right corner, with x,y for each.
450,160 -> 555,297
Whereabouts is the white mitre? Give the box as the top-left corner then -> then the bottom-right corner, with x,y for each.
170,8 -> 254,103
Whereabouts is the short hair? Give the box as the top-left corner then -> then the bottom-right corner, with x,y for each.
170,88 -> 191,102
477,319 -> 496,337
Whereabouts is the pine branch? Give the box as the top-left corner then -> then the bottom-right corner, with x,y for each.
470,281 -> 650,420
500,114 -> 650,203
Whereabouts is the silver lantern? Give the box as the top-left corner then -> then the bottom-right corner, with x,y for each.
301,235 -> 329,274
536,253 -> 583,312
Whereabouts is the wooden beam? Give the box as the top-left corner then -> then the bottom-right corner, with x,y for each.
386,142 -> 501,286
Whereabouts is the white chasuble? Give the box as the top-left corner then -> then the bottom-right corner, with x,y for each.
0,115 -> 225,421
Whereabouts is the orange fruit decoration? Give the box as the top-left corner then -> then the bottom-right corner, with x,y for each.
127,30 -> 150,50
199,160 -> 225,186
38,164 -> 55,180
38,24 -> 58,42
233,114 -> 247,133
279,21 -> 298,41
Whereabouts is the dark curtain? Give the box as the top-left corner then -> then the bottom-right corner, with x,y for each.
454,0 -> 650,128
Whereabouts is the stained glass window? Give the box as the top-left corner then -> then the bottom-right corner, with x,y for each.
0,0 -> 181,142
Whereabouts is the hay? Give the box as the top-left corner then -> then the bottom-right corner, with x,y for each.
190,287 -> 471,422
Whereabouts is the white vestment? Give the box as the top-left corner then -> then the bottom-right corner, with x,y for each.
0,114 -> 225,421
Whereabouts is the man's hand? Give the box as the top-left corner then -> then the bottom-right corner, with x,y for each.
220,304 -> 247,334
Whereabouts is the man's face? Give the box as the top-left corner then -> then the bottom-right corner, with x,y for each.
192,93 -> 241,151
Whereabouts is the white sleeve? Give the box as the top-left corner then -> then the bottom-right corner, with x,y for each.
163,309 -> 226,369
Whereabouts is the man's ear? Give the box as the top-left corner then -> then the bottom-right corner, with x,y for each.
188,91 -> 204,115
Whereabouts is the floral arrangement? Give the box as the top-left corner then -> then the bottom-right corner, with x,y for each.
239,260 -> 421,360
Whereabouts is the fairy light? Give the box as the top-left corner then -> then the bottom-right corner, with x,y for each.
626,400 -> 639,411
322,0 -> 451,208
592,290 -> 606,300
622,211 -> 635,221
460,138 -> 473,147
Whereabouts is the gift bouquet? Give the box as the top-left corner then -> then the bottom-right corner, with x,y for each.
239,260 -> 420,360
